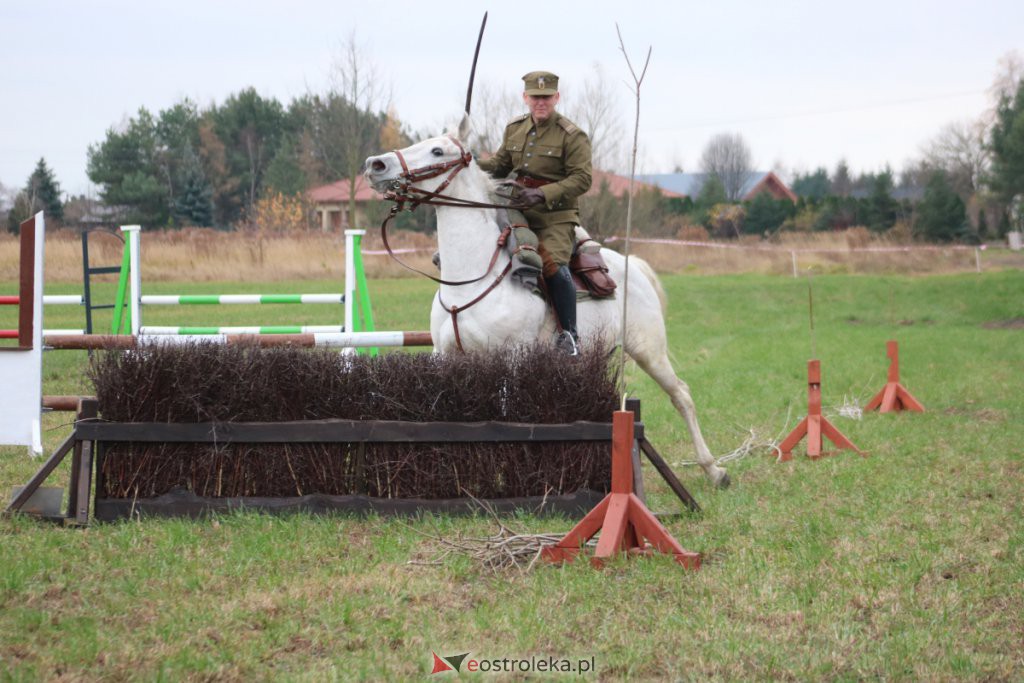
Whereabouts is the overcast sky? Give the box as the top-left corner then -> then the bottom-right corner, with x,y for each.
2,0 -> 1022,197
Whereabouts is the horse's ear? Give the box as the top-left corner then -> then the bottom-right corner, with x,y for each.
457,113 -> 473,143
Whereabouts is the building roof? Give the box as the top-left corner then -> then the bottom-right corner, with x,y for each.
307,176 -> 379,203
635,171 -> 796,202
585,170 -> 686,198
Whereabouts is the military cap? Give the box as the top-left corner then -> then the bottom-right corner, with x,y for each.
522,71 -> 559,96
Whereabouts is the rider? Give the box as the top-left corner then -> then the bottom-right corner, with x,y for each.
476,70 -> 592,356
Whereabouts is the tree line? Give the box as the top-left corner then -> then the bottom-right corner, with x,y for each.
580,57 -> 1024,244
5,50 -> 1023,242
86,87 -> 406,229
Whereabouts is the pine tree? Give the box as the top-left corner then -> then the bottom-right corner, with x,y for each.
865,169 -> 898,232
5,193 -> 31,234
988,79 -> 1024,203
915,171 -> 966,242
25,158 -> 64,220
173,142 -> 214,227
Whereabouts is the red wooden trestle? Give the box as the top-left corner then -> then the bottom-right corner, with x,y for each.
864,340 -> 925,413
777,359 -> 865,462
541,410 -> 701,569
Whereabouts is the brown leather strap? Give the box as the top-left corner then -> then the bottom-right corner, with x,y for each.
450,305 -> 463,352
381,211 -> 511,286
517,175 -> 552,189
438,259 -> 514,352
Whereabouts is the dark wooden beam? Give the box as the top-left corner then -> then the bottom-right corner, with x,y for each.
18,215 -> 35,349
75,419 -> 638,444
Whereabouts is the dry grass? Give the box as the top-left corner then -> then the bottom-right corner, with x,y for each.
631,229 -> 1012,276
1,226 -> 1019,285
0,228 -> 438,284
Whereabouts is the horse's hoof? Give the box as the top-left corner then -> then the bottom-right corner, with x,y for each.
714,471 -> 731,489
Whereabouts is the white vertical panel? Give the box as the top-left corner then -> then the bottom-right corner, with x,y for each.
0,212 -> 45,454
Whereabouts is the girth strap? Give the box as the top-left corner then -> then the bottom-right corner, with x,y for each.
438,258 -> 514,353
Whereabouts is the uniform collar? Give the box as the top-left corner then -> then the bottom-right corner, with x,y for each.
531,111 -> 559,131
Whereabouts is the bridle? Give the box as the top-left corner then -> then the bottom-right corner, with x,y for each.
375,136 -> 530,351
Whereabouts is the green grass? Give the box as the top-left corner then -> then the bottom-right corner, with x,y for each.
2,272 -> 1022,680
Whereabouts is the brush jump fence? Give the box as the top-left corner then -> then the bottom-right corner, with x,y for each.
6,338 -> 699,524
6,397 -> 697,524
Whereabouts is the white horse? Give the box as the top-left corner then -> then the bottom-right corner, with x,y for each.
364,127 -> 729,488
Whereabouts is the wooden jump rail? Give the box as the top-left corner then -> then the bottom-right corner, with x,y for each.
41,331 -> 433,350
5,398 -> 699,526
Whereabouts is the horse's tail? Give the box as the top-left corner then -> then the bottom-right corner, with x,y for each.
630,255 -> 667,314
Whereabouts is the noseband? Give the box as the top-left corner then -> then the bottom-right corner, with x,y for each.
384,135 -> 474,211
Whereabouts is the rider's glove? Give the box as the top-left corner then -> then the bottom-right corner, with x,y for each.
519,188 -> 546,208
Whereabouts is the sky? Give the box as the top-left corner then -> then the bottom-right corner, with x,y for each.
2,0 -> 1022,198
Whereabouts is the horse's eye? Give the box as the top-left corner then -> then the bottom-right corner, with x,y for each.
431,147 -> 444,157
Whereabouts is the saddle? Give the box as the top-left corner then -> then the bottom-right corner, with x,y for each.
490,182 -> 616,299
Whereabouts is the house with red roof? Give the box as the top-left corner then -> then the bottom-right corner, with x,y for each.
307,177 -> 380,231
635,171 -> 797,202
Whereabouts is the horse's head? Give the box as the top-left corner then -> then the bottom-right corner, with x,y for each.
364,132 -> 474,197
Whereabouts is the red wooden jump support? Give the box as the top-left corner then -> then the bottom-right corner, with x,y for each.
777,359 -> 865,462
864,340 -> 925,413
541,410 -> 701,569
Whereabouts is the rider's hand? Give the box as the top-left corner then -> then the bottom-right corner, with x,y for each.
519,188 -> 546,208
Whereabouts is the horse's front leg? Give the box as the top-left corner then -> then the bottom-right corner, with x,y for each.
634,350 -> 730,488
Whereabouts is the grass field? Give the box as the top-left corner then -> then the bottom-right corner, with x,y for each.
1,270 -> 1022,680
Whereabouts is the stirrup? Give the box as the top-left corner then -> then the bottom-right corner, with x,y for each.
555,330 -> 579,357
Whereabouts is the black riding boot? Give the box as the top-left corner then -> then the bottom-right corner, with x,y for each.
546,265 -> 579,356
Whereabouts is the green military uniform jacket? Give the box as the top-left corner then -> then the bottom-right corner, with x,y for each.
477,111 -> 592,230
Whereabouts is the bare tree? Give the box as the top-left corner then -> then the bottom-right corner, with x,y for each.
309,32 -> 390,230
920,119 -> 989,198
468,81 -> 523,154
563,63 -> 625,171
699,132 -> 754,201
470,64 -> 625,171
0,179 -> 13,212
988,50 -> 1024,109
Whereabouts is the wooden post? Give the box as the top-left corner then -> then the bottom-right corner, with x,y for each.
4,433 -> 78,516
864,341 -> 925,413
624,398 -> 645,503
541,410 -> 701,569
778,359 -> 865,461
67,399 -> 98,526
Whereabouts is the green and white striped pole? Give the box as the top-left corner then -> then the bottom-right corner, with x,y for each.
140,325 -> 346,335
345,229 -> 377,356
122,225 -> 142,336
116,225 -> 376,347
140,294 -> 345,305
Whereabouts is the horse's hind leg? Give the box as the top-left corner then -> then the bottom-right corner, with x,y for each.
631,346 -> 730,489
